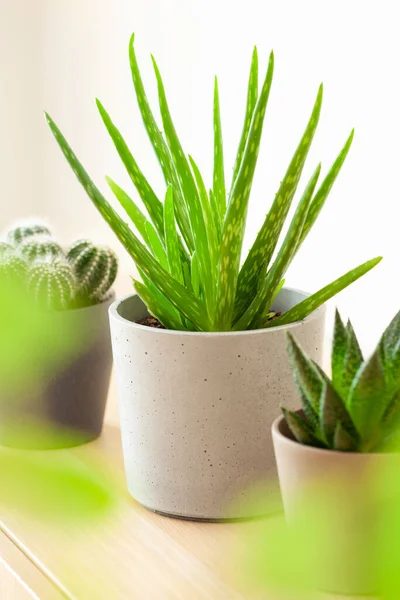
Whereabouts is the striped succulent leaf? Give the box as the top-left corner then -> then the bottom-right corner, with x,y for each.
46,113 -> 209,331
234,85 -> 323,323
215,51 -> 274,330
213,77 -> 226,220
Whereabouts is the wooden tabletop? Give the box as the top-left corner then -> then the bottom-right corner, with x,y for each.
0,422 -> 374,600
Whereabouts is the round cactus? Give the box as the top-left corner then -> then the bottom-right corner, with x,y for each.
7,222 -> 52,247
20,238 -> 64,263
67,240 -> 118,301
0,242 -> 13,258
28,260 -> 76,310
0,254 -> 28,283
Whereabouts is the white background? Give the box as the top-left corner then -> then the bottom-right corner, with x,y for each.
1,0 -> 398,353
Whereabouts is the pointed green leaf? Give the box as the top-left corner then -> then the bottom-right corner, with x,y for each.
331,309 -> 348,394
128,34 -> 193,251
134,279 -> 184,330
262,279 -> 285,319
333,422 -> 359,452
341,320 -> 364,401
213,77 -> 226,220
381,389 -> 400,433
281,408 -> 324,448
231,47 -> 259,191
286,333 -> 324,412
348,349 -> 389,438
320,381 -> 359,446
209,189 -> 222,243
106,177 -> 150,244
151,56 -> 214,318
298,389 -> 320,433
215,52 -> 274,330
191,251 -> 200,298
145,222 -> 168,270
163,186 -> 183,284
264,257 -> 383,328
295,130 -> 355,252
46,113 -> 210,331
382,309 -> 400,359
96,99 -> 164,238
238,164 -> 321,331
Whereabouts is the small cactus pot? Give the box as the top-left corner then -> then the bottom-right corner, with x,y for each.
0,292 -> 115,450
272,412 -> 399,595
109,288 -> 326,520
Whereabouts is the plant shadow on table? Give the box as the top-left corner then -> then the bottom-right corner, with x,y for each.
232,458 -> 400,600
0,283 -> 118,523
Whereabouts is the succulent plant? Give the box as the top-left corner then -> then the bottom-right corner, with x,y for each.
0,254 -> 28,282
282,310 -> 400,452
28,260 -> 76,311
66,240 -> 118,301
20,238 -> 64,262
7,222 -> 52,247
0,242 -> 12,258
46,35 -> 381,332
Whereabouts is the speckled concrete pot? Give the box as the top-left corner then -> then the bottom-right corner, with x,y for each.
272,413 -> 399,595
109,288 -> 326,520
0,293 -> 115,450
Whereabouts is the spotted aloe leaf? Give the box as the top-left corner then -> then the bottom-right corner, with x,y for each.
145,222 -> 168,270
234,85 -> 323,323
46,113 -> 210,331
213,78 -> 226,221
133,279 -> 184,330
151,57 -> 214,318
265,257 -> 383,328
163,186 -> 183,284
230,47 -> 259,192
96,100 -> 164,238
106,177 -> 150,245
128,34 -> 193,252
236,164 -> 321,331
215,52 -> 274,330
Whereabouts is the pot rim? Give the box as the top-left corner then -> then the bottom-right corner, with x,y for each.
109,287 -> 326,337
272,413 -> 396,459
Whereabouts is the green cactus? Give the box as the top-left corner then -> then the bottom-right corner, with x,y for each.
0,254 -> 28,283
28,260 -> 76,311
282,310 -> 400,452
20,238 -> 64,263
66,240 -> 118,302
0,242 -> 12,258
7,222 -> 52,247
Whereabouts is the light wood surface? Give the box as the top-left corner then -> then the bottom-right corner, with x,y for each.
0,422 -> 375,599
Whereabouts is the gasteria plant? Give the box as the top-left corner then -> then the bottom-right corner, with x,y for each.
282,310 -> 400,452
46,35 -> 381,332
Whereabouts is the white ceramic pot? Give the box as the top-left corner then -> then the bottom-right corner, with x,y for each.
272,413 -> 400,595
109,288 -> 326,520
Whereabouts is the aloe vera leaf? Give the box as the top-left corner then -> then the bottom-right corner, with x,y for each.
145,222 -> 168,270
231,47 -> 259,192
281,408 -> 325,448
320,381 -> 359,447
96,100 -> 164,238
331,309 -> 348,394
133,279 -> 184,330
46,113 -> 209,331
209,189 -> 222,243
128,35 -> 193,251
151,57 -> 214,318
348,349 -> 390,438
264,257 -> 383,328
106,177 -> 150,244
286,332 -> 324,412
191,251 -> 200,298
189,156 -> 218,279
295,130 -> 354,252
234,86 -> 323,322
243,164 -> 321,331
215,52 -> 274,331
162,186 -> 184,284
213,77 -> 226,220
333,422 -> 359,452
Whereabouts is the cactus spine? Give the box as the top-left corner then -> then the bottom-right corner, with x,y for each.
0,254 -> 28,282
7,223 -> 52,247
0,242 -> 12,258
20,238 -> 64,262
28,260 -> 76,310
67,240 -> 118,301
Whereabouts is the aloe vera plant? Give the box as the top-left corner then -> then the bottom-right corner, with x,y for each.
46,35 -> 381,332
283,310 -> 400,452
